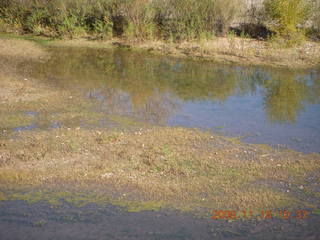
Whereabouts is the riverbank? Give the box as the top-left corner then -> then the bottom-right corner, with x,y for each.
1,37 -> 320,215
1,33 -> 320,69
110,37 -> 320,69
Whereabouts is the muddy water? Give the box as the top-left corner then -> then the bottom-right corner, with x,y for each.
18,47 -> 320,153
0,201 -> 320,240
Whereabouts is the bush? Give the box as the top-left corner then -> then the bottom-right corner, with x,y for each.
213,0 -> 245,36
153,0 -> 244,41
0,0 -> 114,38
118,0 -> 155,40
309,0 -> 320,39
0,0 -> 255,41
263,0 -> 310,46
153,0 -> 209,40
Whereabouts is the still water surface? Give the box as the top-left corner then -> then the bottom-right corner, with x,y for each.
27,47 -> 320,153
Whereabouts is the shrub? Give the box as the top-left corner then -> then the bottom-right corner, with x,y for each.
153,0 -> 244,41
118,0 -> 155,40
263,0 -> 310,46
153,0 -> 210,40
0,0 -> 114,38
213,0 -> 245,36
309,0 -> 320,39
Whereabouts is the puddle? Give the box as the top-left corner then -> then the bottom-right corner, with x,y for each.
10,47 -> 317,153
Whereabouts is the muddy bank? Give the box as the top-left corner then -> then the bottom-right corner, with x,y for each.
2,33 -> 320,69
115,38 -> 320,69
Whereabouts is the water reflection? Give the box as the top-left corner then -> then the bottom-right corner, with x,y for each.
28,47 -> 320,152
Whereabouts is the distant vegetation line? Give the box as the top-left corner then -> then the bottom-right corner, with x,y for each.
0,0 -> 319,46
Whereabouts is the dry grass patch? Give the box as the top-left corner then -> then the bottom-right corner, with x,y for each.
53,36 -> 320,69
132,37 -> 320,69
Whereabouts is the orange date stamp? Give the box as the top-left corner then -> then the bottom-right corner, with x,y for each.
211,209 -> 308,220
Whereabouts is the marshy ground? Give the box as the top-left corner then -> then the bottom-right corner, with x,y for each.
0,36 -> 320,239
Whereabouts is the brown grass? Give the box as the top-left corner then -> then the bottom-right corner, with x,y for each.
131,37 -> 320,69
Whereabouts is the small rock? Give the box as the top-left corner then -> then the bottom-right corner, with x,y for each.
101,173 -> 114,178
298,185 -> 304,190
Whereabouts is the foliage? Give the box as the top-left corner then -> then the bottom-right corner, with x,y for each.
0,0 -> 245,40
1,0 -> 318,43
309,0 -> 320,39
263,0 -> 310,46
153,0 -> 244,40
0,0 -> 114,38
119,0 -> 155,40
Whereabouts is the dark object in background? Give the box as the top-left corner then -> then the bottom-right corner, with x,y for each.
231,23 -> 273,40
112,15 -> 127,37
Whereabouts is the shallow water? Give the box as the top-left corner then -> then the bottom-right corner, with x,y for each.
1,201 -> 319,240
15,47 -> 320,153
